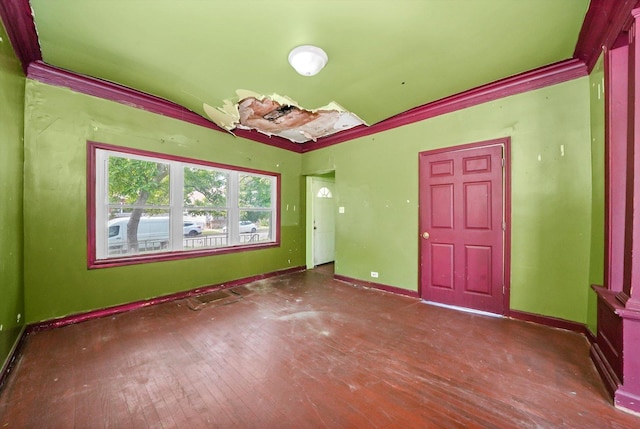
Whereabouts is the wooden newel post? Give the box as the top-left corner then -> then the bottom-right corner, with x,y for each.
591,7 -> 640,415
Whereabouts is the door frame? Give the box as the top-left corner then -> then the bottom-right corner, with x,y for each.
417,137 -> 512,315
306,173 -> 336,269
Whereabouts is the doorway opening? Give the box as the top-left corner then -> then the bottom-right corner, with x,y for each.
306,173 -> 336,269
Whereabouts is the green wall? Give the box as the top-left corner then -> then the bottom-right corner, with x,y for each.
588,55 -> 606,333
23,81 -> 305,323
0,22 -> 26,370
21,66 -> 601,327
302,78 -> 594,324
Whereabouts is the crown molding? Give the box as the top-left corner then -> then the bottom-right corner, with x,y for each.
0,0 -> 41,74
574,0 -> 640,73
302,59 -> 587,152
27,61 -> 303,153
26,58 -> 587,154
5,0 -> 591,152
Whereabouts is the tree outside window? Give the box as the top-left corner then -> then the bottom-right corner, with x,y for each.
90,143 -> 279,267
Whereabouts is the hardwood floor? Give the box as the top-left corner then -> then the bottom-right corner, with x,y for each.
1,267 -> 639,428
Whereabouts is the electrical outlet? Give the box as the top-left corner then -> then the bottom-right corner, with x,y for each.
370,271 -> 379,278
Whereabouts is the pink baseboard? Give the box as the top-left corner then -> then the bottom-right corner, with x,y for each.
26,266 -> 305,333
5,270 -> 605,401
509,309 -> 594,339
0,327 -> 27,392
591,341 -> 621,397
332,275 -> 598,344
333,274 -> 419,298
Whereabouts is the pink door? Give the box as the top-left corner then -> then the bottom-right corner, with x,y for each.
419,142 -> 507,314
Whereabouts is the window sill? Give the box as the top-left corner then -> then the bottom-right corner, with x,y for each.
88,241 -> 280,269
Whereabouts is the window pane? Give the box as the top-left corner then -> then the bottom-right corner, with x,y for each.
239,174 -> 272,208
237,210 -> 271,244
107,213 -> 171,256
183,210 -> 229,250
108,157 -> 170,206
108,207 -> 168,220
184,167 -> 228,210
93,145 -> 279,266
317,187 -> 333,198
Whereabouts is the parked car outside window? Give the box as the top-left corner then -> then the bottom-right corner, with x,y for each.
183,221 -> 202,237
223,221 -> 257,234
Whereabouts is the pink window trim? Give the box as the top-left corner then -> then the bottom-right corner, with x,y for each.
86,141 -> 281,269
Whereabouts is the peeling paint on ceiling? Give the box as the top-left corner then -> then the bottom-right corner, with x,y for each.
25,1 -> 590,137
203,90 -> 366,143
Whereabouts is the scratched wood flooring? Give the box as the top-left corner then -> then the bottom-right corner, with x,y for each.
1,265 -> 640,428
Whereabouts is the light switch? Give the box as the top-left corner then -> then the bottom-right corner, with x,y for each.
339,207 -> 345,213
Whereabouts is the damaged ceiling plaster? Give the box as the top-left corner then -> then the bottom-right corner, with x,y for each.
203,90 -> 366,143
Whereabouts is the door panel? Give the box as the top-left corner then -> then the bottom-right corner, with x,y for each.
465,245 -> 492,294
419,144 -> 504,314
431,244 -> 454,289
431,185 -> 454,228
312,178 -> 335,266
464,182 -> 491,229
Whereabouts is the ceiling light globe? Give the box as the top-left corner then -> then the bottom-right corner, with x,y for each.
288,45 -> 328,76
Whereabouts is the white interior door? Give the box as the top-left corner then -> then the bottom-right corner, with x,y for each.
312,178 -> 335,266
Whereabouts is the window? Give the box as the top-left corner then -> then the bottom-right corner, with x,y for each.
316,186 -> 333,198
88,142 -> 279,267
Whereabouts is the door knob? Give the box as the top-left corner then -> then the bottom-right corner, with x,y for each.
422,232 -> 430,239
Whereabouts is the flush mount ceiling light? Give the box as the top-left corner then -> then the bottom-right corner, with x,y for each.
288,45 -> 328,76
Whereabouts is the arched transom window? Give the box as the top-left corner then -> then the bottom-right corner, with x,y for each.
316,187 -> 333,198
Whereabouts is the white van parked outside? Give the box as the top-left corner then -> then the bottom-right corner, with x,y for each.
108,216 -> 170,254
